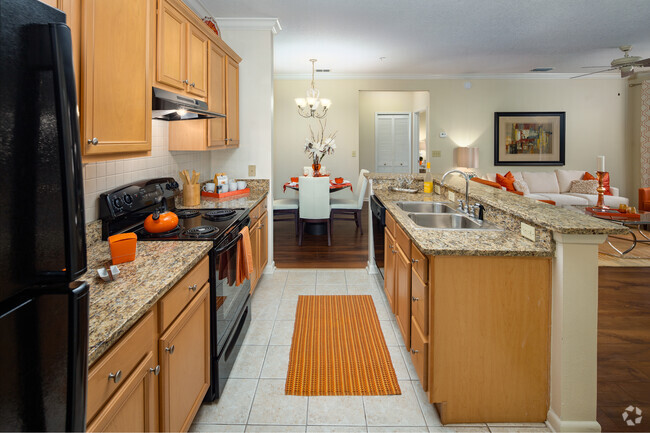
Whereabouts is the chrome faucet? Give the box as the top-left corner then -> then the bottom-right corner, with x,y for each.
441,169 -> 470,213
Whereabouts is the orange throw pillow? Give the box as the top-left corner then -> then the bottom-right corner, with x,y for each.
496,173 -> 516,192
583,171 -> 612,195
471,177 -> 502,189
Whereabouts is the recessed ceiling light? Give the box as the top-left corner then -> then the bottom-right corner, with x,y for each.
530,67 -> 554,72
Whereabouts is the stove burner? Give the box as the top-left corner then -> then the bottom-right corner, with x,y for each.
184,225 -> 219,237
176,209 -> 200,219
140,226 -> 182,238
203,209 -> 237,221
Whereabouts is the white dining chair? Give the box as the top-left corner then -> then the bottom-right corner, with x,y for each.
273,198 -> 299,235
330,169 -> 369,234
298,176 -> 331,246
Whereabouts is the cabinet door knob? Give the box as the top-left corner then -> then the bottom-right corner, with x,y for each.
165,345 -> 175,354
108,370 -> 122,383
412,296 -> 419,302
411,349 -> 419,354
182,79 -> 189,84
190,82 -> 196,87
149,365 -> 160,376
411,258 -> 419,264
189,284 -> 197,291
88,137 -> 99,145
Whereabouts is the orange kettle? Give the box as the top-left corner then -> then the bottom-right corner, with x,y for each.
144,209 -> 179,233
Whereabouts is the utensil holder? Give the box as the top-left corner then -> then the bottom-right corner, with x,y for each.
183,184 -> 200,206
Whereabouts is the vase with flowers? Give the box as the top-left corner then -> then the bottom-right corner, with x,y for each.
304,119 -> 337,177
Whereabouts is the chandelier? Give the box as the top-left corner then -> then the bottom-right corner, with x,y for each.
295,59 -> 331,119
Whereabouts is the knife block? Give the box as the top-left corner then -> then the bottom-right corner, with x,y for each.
183,184 -> 200,206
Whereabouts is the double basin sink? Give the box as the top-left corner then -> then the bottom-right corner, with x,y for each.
395,201 -> 502,231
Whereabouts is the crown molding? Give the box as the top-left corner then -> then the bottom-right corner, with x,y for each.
182,1 -> 282,34
214,17 -> 282,34
274,72 -> 623,80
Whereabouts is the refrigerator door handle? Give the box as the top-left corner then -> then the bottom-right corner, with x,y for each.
48,23 -> 88,280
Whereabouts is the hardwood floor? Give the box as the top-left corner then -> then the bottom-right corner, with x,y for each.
598,266 -> 650,432
273,203 -> 369,268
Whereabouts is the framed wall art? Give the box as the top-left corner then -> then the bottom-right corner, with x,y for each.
494,112 -> 565,166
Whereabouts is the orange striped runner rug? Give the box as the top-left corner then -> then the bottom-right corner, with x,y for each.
285,295 -> 401,396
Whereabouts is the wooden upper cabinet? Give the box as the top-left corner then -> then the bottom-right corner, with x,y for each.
157,0 -> 185,91
208,42 -> 227,148
187,26 -> 208,98
156,0 -> 208,100
81,0 -> 153,156
226,56 -> 240,145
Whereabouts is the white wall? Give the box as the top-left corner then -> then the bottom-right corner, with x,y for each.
82,120 -> 213,221
274,78 -> 631,197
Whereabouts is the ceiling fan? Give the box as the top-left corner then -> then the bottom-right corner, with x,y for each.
571,45 -> 650,79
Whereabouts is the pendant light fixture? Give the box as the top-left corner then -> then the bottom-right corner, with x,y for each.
295,59 -> 331,119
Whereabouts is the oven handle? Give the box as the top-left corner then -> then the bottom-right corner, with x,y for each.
213,233 -> 243,254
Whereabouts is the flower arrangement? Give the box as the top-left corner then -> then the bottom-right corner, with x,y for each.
303,119 -> 337,166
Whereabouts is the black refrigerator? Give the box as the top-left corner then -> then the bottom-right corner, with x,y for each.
0,0 -> 89,431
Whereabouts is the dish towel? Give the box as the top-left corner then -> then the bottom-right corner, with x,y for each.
236,226 -> 254,285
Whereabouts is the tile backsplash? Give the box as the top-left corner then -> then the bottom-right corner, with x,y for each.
82,120 -> 213,222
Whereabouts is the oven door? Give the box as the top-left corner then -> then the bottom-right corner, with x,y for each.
211,232 -> 251,355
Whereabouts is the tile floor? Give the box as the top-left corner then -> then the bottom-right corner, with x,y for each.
191,269 -> 551,433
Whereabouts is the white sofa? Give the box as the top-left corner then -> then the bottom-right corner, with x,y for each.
483,169 -> 629,207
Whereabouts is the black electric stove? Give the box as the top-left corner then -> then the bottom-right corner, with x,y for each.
99,177 -> 252,401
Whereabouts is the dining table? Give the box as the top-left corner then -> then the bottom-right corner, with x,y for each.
283,177 -> 353,236
283,178 -> 353,193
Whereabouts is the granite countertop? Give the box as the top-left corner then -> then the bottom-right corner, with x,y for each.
367,172 -> 628,236
80,221 -> 212,365
373,189 -> 553,257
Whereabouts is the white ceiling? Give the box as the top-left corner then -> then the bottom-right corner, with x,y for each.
194,0 -> 650,78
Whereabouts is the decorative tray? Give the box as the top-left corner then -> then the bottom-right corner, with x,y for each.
389,186 -> 419,193
201,188 -> 250,199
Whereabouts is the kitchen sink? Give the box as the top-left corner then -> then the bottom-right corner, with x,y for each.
408,213 -> 502,231
396,201 -> 459,214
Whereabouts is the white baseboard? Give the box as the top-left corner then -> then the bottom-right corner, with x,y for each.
547,408 -> 601,432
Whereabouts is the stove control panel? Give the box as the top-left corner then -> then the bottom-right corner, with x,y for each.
99,178 -> 179,219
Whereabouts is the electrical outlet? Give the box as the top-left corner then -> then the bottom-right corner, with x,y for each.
431,150 -> 441,158
448,191 -> 455,202
439,132 -> 447,138
248,165 -> 256,177
434,184 -> 441,194
521,222 -> 536,242
352,150 -> 356,157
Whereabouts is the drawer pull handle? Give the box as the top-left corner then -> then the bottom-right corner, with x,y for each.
411,258 -> 419,264
411,349 -> 419,354
412,296 -> 419,302
149,365 -> 160,376
189,284 -> 197,291
165,345 -> 175,355
108,370 -> 122,383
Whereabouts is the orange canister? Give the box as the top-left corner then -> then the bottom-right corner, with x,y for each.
108,233 -> 137,265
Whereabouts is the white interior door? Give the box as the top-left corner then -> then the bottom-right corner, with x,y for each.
375,113 -> 411,173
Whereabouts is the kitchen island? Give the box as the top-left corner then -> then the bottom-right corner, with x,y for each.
367,173 -> 625,431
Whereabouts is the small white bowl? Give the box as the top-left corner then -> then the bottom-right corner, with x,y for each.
237,180 -> 247,190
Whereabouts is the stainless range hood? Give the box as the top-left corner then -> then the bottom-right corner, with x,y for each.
152,87 -> 225,121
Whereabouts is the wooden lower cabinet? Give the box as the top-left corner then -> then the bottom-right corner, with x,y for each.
87,257 -> 211,433
249,219 -> 260,293
249,201 -> 269,293
159,284 -> 210,432
259,211 -> 269,272
87,352 -> 158,432
383,228 -> 396,312
395,244 -> 411,350
381,210 -> 552,425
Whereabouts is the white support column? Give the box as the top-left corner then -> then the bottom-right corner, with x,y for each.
547,232 -> 608,432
